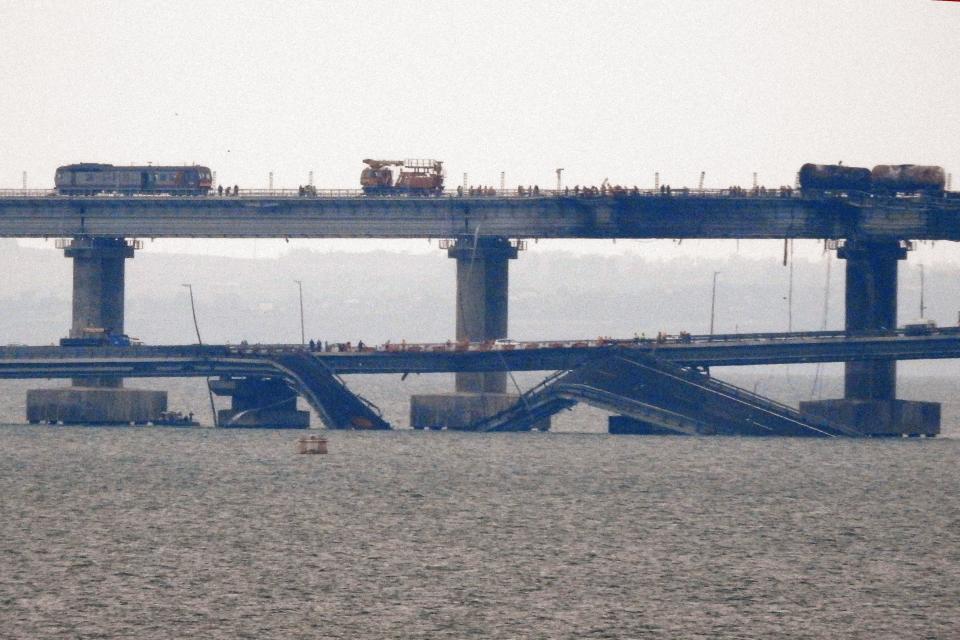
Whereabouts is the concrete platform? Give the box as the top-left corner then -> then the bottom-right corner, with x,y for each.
26,387 -> 166,425
410,392 -> 550,430
800,399 -> 940,437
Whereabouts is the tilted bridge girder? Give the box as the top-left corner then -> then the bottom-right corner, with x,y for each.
465,354 -> 862,437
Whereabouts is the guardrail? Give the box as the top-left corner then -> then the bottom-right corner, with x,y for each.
2,328 -> 956,360
1,187 -> 957,202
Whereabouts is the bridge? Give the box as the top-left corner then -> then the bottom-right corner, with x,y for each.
7,329 -> 959,435
3,330 -> 960,378
0,189 -> 959,240
1,186 -> 958,436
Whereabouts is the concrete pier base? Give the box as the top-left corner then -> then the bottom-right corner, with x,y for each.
210,377 -> 310,429
608,415 -> 690,435
26,387 -> 167,425
800,399 -> 940,437
410,392 -> 550,430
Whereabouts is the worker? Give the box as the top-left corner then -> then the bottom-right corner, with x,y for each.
308,339 -> 315,350
217,185 -> 224,196
456,185 -> 463,197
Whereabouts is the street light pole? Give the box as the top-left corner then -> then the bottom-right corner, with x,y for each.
709,271 -> 720,335
182,283 -> 217,427
181,283 -> 202,345
294,279 -> 305,346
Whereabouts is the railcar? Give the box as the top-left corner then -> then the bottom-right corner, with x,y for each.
55,163 -> 213,195
799,162 -> 946,198
870,164 -> 945,196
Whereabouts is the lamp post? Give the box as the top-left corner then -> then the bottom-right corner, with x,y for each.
709,271 -> 720,336
182,283 -> 217,427
181,283 -> 202,345
294,279 -> 305,346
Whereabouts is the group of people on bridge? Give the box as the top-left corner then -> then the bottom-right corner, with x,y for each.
727,185 -> 795,197
216,185 -> 240,196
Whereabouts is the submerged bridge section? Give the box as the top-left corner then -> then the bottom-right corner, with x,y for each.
463,353 -> 862,437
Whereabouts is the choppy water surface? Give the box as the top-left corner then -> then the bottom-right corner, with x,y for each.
1,425 -> 958,639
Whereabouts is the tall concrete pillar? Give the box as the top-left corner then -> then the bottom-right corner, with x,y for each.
409,236 -> 547,430
449,236 -> 517,393
66,237 -> 134,388
26,237 -> 167,425
839,240 -> 903,400
800,239 -> 940,436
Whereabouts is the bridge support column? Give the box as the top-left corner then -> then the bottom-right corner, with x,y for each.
410,237 -> 548,430
800,240 -> 939,436
209,377 -> 309,428
26,237 -> 166,425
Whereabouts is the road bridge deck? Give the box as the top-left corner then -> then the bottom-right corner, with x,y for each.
1,191 -> 959,239
2,330 -> 960,379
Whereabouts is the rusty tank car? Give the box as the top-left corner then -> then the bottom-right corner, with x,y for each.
870,164 -> 945,195
798,163 -> 872,194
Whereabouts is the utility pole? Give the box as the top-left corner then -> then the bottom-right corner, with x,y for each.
500,171 -> 505,193
294,279 -> 305,345
709,271 -> 720,335
556,168 -> 564,192
22,171 -> 27,189
654,172 -> 660,191
183,283 -> 217,427
308,171 -> 314,187
269,171 -> 274,190
181,284 -> 202,345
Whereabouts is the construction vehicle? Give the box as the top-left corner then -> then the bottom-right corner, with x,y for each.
360,159 -> 444,195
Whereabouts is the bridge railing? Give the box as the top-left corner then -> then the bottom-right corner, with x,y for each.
3,186 -> 957,202
0,186 -> 808,200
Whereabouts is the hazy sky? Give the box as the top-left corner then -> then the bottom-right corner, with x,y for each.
2,0 -> 959,262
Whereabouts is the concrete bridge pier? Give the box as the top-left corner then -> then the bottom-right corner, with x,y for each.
800,239 -> 940,436
26,237 -> 166,424
411,237 -> 547,429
